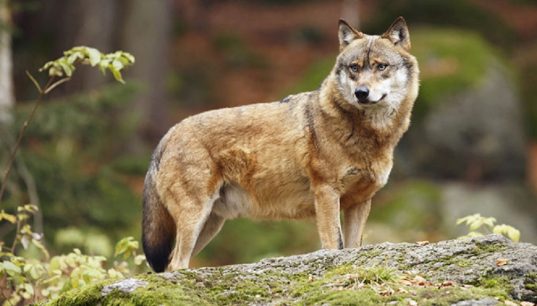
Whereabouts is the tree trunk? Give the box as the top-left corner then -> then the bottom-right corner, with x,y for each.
0,0 -> 14,125
49,0 -> 119,93
120,0 -> 172,143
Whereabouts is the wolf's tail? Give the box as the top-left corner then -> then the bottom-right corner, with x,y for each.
142,145 -> 175,272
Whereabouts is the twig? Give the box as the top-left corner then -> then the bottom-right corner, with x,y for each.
10,214 -> 22,253
0,74 -> 68,203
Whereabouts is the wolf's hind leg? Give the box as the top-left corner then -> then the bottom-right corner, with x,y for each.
343,199 -> 371,248
166,195 -> 215,270
191,211 -> 225,256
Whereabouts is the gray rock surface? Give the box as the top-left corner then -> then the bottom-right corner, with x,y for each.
49,235 -> 537,305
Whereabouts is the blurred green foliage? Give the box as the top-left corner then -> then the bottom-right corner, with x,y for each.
284,57 -> 333,95
410,28 -> 497,120
0,205 -> 147,304
518,45 -> 537,140
199,219 -> 318,266
2,84 -> 145,253
372,180 -> 442,237
456,214 -> 521,242
364,0 -> 515,49
212,32 -> 268,69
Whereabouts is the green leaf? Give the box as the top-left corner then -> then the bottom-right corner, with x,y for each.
110,68 -> 125,84
114,237 -> 139,258
32,239 -> 50,259
493,224 -> 521,242
1,260 -> 22,276
87,47 -> 102,66
0,210 -> 16,223
39,46 -> 135,85
456,214 -> 480,225
21,204 -> 38,213
134,255 -> 146,265
19,283 -> 35,299
58,59 -> 73,77
112,59 -> 124,71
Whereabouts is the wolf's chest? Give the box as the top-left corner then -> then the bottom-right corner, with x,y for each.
339,160 -> 393,195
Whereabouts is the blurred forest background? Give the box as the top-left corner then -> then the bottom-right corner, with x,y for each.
1,0 -> 537,268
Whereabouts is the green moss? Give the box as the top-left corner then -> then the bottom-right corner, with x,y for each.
472,276 -> 512,300
303,288 -> 383,305
324,265 -> 398,284
455,258 -> 472,268
471,242 -> 508,255
45,274 -> 212,306
45,280 -> 113,306
112,273 -> 215,305
524,273 -> 537,293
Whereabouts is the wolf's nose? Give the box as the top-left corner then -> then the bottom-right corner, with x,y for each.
354,87 -> 369,102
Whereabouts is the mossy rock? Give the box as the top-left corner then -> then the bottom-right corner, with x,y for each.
45,235 -> 537,305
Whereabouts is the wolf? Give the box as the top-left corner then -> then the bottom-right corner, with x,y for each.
142,17 -> 419,272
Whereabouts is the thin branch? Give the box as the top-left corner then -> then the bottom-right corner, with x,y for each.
0,74 -> 58,202
44,77 -> 70,95
25,71 -> 43,94
10,215 -> 22,253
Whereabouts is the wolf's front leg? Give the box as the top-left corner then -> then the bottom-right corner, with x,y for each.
313,185 -> 343,249
343,199 -> 371,248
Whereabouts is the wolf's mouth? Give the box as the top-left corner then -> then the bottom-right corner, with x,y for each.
358,94 -> 387,105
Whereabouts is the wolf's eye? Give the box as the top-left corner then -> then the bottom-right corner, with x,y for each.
349,64 -> 359,73
377,63 -> 389,71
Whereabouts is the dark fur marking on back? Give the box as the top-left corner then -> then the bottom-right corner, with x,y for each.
150,140 -> 166,171
304,102 -> 319,151
280,95 -> 291,103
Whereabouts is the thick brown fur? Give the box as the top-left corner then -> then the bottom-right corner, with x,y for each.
142,17 -> 419,272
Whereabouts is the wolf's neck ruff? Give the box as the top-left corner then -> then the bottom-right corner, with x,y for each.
317,76 -> 413,149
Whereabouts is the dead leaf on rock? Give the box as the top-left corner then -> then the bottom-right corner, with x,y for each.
496,258 -> 509,266
440,280 -> 455,288
413,275 -> 427,286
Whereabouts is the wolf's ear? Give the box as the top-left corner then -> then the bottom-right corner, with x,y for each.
382,16 -> 411,51
338,19 -> 363,50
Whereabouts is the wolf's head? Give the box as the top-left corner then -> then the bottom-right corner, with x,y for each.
332,17 -> 419,112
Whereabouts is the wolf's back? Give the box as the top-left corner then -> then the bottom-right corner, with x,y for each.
142,140 -> 175,272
